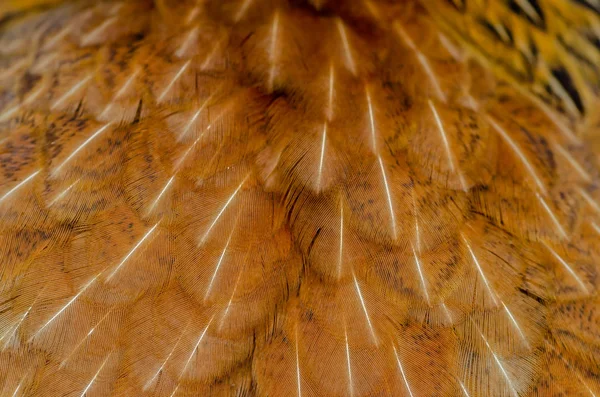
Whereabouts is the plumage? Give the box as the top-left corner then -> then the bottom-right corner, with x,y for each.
0,0 -> 599,395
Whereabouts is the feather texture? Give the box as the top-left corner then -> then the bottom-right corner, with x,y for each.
0,0 -> 599,396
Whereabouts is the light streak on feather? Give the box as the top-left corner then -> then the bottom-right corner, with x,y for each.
412,245 -> 430,305
0,323 -> 19,349
553,143 -> 591,182
178,108 -> 203,141
168,384 -> 180,397
501,301 -> 530,348
395,22 -> 446,101
106,223 -> 159,281
264,151 -> 282,184
0,58 -> 27,80
99,69 -> 139,119
535,98 -> 581,144
352,274 -> 378,344
0,82 -> 47,122
219,267 -> 244,330
204,225 -> 236,301
268,12 -> 280,92
146,176 -> 175,216
577,188 -> 600,214
344,325 -> 354,397
44,9 -> 92,49
260,13 -> 272,53
378,156 -> 398,240
416,52 -> 446,101
49,180 -> 79,207
338,204 -> 344,279
144,322 -> 191,390
1,316 -> 28,350
394,21 -> 416,50
11,368 -> 34,397
327,63 -> 335,120
234,0 -> 253,22
536,193 -> 568,240
366,87 -> 377,151
60,308 -> 115,369
199,175 -> 248,245
459,380 -> 471,397
336,19 -> 357,75
185,7 -> 199,25
472,319 -> 519,397
11,378 -> 24,397
295,326 -> 302,397
175,27 -> 199,58
543,241 -> 588,294
429,100 -> 467,190
441,302 -> 454,323
462,235 -> 499,306
79,352 -> 112,397
44,24 -> 73,50
316,123 -> 327,191
2,286 -> 47,349
412,193 -> 421,253
51,74 -> 92,110
548,74 -> 580,117
438,33 -> 463,60
174,136 -> 202,170
487,116 -> 547,194
201,40 -> 222,70
158,60 -> 191,103
577,373 -> 597,396
0,170 -> 39,204
52,123 -> 113,177
31,273 -> 101,340
393,346 -> 415,397
81,17 -> 117,46
463,94 -> 480,111
178,316 -> 214,379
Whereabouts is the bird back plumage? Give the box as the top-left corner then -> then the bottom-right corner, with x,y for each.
0,0 -> 599,396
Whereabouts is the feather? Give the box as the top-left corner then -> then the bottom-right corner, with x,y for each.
0,0 -> 599,396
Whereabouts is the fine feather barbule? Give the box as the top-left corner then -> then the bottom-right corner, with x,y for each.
0,0 -> 599,396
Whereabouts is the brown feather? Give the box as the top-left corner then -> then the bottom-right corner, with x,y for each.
0,0 -> 599,396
